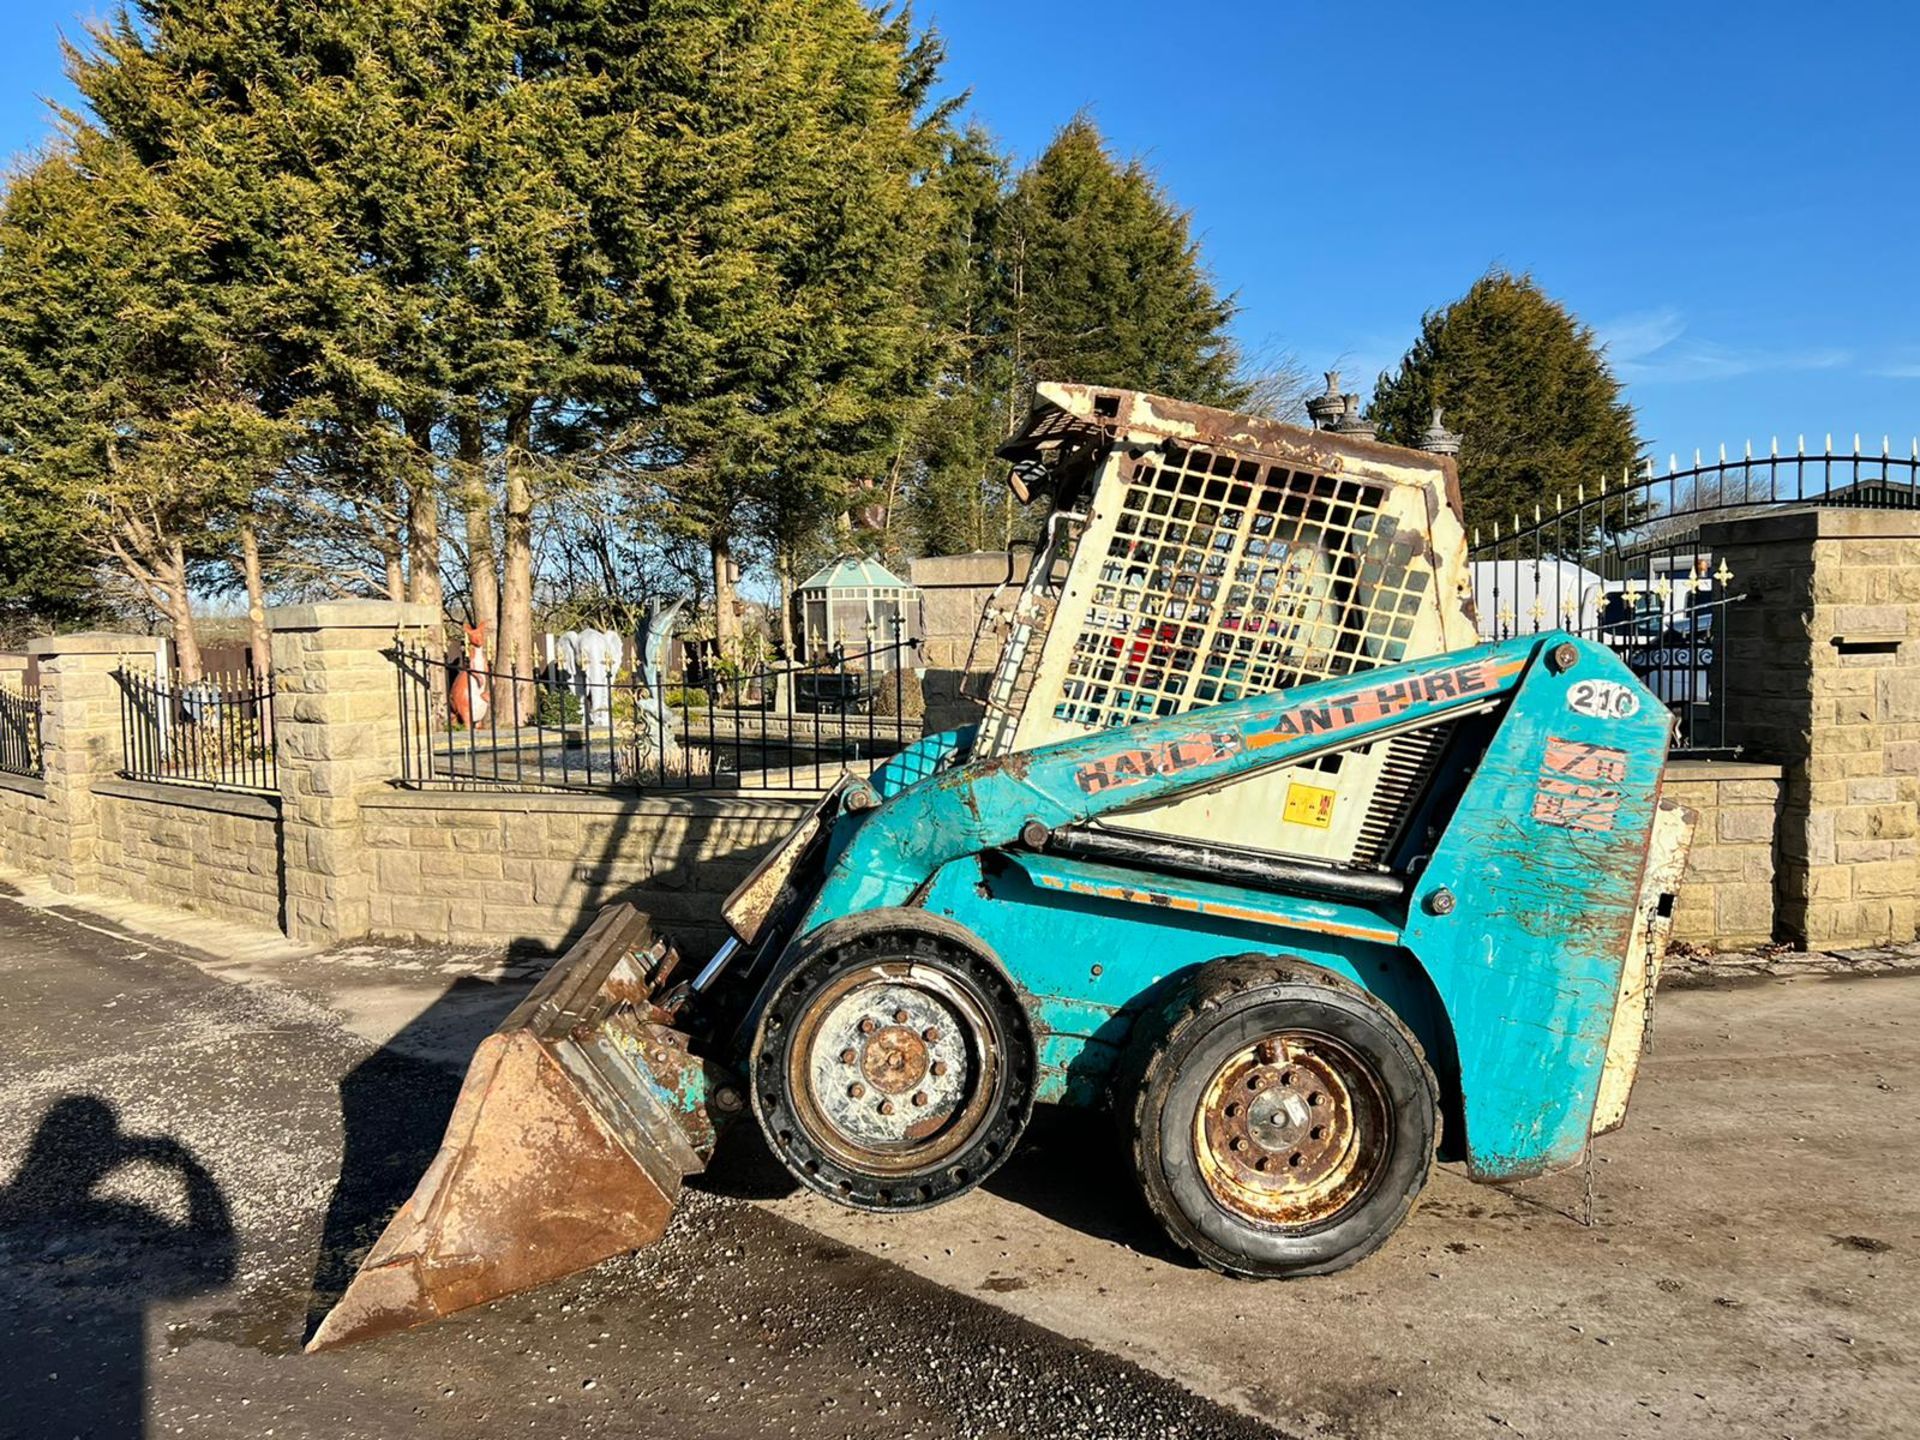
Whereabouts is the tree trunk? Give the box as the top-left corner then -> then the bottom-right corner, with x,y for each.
776,551 -> 796,660
774,550 -> 797,713
238,517 -> 273,741
497,400 -> 537,721
163,538 -> 204,684
383,547 -> 406,601
404,410 -> 443,618
711,532 -> 740,657
458,414 -> 500,633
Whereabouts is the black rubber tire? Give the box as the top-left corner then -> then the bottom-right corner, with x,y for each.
749,911 -> 1035,1212
1129,956 -> 1438,1278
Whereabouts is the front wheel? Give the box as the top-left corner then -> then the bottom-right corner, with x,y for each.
1129,958 -> 1438,1278
749,913 -> 1035,1211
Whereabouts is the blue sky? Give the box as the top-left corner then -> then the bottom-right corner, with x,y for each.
3,0 -> 1914,465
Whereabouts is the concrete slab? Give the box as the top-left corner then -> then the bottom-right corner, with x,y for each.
757,970 -> 1920,1438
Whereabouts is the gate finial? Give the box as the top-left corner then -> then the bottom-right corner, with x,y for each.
1418,408 -> 1463,456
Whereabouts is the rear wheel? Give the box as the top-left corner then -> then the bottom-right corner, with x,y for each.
1130,958 -> 1438,1277
750,913 -> 1035,1211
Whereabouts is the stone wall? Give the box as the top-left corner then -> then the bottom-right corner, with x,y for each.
1705,509 -> 1920,947
8,533 -> 1920,958
92,779 -> 282,930
358,790 -> 809,958
909,550 -> 1030,732
0,771 -> 51,876
1662,761 -> 1783,950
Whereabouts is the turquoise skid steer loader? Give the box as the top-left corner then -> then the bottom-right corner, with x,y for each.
310,385 -> 1693,1350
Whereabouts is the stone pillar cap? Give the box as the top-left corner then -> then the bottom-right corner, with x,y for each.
26,631 -> 161,658
267,600 -> 442,631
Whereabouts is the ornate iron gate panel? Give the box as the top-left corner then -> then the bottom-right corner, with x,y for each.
1468,439 -> 1919,756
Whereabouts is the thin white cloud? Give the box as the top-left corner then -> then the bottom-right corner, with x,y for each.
1598,308 -> 1851,384
1596,307 -> 1687,364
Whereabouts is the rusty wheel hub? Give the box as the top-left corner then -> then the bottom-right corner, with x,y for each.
794,969 -> 983,1167
1193,1032 -> 1386,1227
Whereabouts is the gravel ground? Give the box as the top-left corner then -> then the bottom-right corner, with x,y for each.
0,890 -> 1280,1440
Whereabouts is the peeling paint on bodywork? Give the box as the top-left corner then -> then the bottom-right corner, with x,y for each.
1000,383 -> 1466,497
1592,796 -> 1696,1134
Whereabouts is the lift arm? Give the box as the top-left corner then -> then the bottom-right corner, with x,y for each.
800,633 -> 1548,925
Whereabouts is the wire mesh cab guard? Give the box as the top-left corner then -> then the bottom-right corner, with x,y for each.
979,383 -> 1480,869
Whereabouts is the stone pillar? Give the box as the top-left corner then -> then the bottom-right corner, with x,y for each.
24,632 -> 159,894
0,652 -> 29,689
269,600 -> 439,945
1703,509 -> 1920,947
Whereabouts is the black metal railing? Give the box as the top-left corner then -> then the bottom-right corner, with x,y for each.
1468,442 -> 1919,756
0,683 -> 41,778
394,627 -> 922,794
114,668 -> 278,793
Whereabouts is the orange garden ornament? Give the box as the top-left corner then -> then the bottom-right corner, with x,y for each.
451,621 -> 490,728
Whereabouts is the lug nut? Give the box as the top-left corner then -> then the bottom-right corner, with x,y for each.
1308,1092 -> 1323,1107
1254,1156 -> 1271,1173
840,1048 -> 858,1065
848,1083 -> 866,1099
912,1091 -> 929,1107
1289,1151 -> 1304,1167
1246,1075 -> 1264,1092
923,1026 -> 941,1042
859,1017 -> 876,1034
1279,1070 -> 1295,1086
1310,1125 -> 1325,1140
930,1060 -> 949,1077
1230,1137 -> 1247,1153
1225,1101 -> 1240,1118
893,1008 -> 910,1024
879,1100 -> 896,1116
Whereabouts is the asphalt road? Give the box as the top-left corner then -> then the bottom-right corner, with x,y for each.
1,883 -> 1916,1440
0,886 -> 1270,1440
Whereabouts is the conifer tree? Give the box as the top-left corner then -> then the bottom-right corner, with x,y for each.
1369,271 -> 1641,539
1007,117 -> 1245,408
607,0 -> 949,654
0,109 -> 287,678
904,125 -> 1016,557
905,116 -> 1249,557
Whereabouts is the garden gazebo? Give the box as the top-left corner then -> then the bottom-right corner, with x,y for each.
796,555 -> 921,669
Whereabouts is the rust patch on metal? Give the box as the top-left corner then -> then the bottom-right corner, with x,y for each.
306,902 -> 717,1351
306,1028 -> 679,1351
859,1026 -> 931,1095
1029,870 -> 1402,944
1193,1031 -> 1387,1226
1001,383 -> 1457,487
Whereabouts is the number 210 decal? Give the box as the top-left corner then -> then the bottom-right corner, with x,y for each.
1566,678 -> 1640,720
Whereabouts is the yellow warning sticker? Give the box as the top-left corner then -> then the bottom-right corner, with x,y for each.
1284,782 -> 1337,829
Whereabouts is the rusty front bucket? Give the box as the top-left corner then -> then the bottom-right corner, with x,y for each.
307,905 -> 731,1350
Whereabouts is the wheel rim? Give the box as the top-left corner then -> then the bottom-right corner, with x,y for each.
1192,1030 -> 1389,1228
785,962 -> 999,1176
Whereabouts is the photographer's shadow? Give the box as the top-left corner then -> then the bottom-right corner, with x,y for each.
0,1095 -> 236,1440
